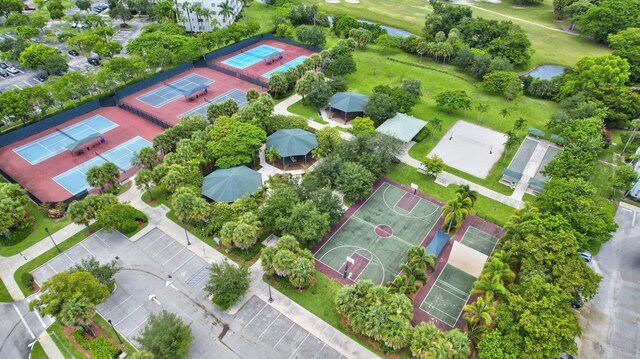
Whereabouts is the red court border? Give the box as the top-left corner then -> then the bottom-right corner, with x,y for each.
0,107 -> 164,203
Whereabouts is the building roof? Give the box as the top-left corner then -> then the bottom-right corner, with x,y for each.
329,92 -> 369,113
375,113 -> 427,143
201,165 -> 262,203
266,128 -> 318,158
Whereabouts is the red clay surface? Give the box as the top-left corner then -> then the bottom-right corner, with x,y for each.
212,40 -> 317,82
396,192 -> 420,212
0,107 -> 164,203
374,224 -> 393,238
337,252 -> 370,281
118,67 -> 267,126
313,177 -> 504,330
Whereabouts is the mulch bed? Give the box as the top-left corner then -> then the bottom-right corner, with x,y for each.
62,320 -> 124,358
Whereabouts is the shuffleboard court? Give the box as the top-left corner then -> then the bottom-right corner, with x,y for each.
222,45 -> 283,69
53,136 -> 152,195
180,89 -> 248,118
315,182 -> 441,284
262,56 -> 307,78
460,227 -> 500,256
419,264 -> 476,327
137,74 -> 214,108
13,115 -> 117,164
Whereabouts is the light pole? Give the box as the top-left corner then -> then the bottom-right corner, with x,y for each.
107,319 -> 123,344
184,228 -> 191,246
267,275 -> 273,303
44,227 -> 61,253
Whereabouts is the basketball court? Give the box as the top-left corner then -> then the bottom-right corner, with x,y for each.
428,120 -> 507,179
180,88 -> 248,119
418,264 -> 476,327
314,181 -> 442,285
137,73 -> 214,108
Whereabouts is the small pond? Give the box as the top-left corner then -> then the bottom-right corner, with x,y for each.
327,16 -> 414,38
526,65 -> 567,81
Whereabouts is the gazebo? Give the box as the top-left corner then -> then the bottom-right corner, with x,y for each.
375,113 -> 427,143
266,128 -> 318,169
328,92 -> 369,123
201,165 -> 262,203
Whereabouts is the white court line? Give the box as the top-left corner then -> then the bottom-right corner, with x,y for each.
244,303 -> 268,328
13,304 -> 35,339
162,246 -> 185,265
258,312 -> 281,338
114,303 -> 144,326
273,323 -> 295,349
102,295 -> 133,316
288,332 -> 310,359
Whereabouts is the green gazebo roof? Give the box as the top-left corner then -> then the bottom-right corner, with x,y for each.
329,92 -> 369,113
266,128 -> 318,158
201,165 -> 262,203
375,113 -> 427,143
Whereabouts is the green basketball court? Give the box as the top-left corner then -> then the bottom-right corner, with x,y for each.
315,182 -> 442,285
419,264 -> 477,327
460,227 -> 500,256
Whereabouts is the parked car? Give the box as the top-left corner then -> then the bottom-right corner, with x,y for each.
0,63 -> 7,69
579,251 -> 592,262
88,58 -> 100,66
68,49 -> 79,56
35,73 -> 48,82
6,66 -> 19,74
0,69 -> 8,77
71,22 -> 78,28
571,299 -> 582,309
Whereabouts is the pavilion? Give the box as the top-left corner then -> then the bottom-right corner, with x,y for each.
375,113 -> 427,143
328,92 -> 369,123
201,165 -> 262,203
266,128 -> 318,169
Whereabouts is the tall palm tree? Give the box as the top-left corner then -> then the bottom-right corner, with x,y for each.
455,184 -> 478,205
463,296 -> 495,327
441,194 -> 473,233
71,13 -> 85,34
464,318 -> 486,353
399,263 -> 427,283
406,246 -> 436,272
482,258 -> 516,285
471,275 -> 508,302
218,0 -> 234,24
191,3 -> 204,32
200,7 -> 212,31
58,297 -> 97,337
180,2 -> 194,32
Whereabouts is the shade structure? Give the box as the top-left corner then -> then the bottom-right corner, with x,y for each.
201,165 -> 262,203
266,128 -> 318,158
426,230 -> 450,257
329,92 -> 369,113
66,132 -> 103,151
376,113 -> 427,143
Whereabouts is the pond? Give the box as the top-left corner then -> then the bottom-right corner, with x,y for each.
526,65 -> 567,81
327,16 -> 414,38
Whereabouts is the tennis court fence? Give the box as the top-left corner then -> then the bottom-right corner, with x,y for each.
117,104 -> 172,130
207,63 -> 268,88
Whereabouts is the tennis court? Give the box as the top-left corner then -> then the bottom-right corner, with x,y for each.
460,226 -> 500,256
53,136 -> 152,194
533,144 -> 561,182
137,74 -> 214,108
180,89 -> 248,118
315,182 -> 441,285
222,45 -> 283,69
12,115 -> 117,165
262,56 -> 307,79
419,264 -> 476,327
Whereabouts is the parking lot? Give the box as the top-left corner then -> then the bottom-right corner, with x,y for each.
30,228 -> 347,358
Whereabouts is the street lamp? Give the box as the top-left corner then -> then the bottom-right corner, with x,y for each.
184,228 -> 191,246
44,227 -> 61,253
267,275 -> 273,303
107,319 -> 123,344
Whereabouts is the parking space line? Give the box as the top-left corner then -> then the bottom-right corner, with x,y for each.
244,303 -> 268,328
125,317 -> 148,337
46,263 -> 58,274
313,343 -> 327,359
288,332 -> 310,359
64,252 -> 77,264
80,243 -> 94,256
13,84 -> 22,89
95,232 -> 111,248
258,312 -> 281,338
171,254 -> 195,274
102,295 -> 133,316
13,304 -> 35,339
273,323 -> 295,349
32,307 -> 48,330
153,238 -> 174,257
162,246 -> 185,265
114,303 -> 144,326
23,81 -> 32,87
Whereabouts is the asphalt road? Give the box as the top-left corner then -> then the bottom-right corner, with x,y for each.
578,203 -> 640,358
0,299 -> 53,359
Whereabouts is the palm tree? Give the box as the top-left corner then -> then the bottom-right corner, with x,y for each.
499,107 -> 509,128
463,296 -> 495,327
400,263 -> 426,283
455,184 -> 478,205
387,274 -> 416,295
218,0 -> 234,24
58,297 -> 97,337
464,318 -> 486,353
71,13 -> 85,34
181,2 -> 194,32
482,258 -> 515,285
265,146 -> 281,166
471,275 -> 508,302
406,246 -> 436,272
441,194 -> 473,233
200,7 -> 212,31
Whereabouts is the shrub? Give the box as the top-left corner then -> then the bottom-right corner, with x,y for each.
413,126 -> 431,142
20,272 -> 34,289
72,329 -> 121,359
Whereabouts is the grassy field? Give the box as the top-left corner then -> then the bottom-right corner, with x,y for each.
305,0 -> 609,67
30,341 -> 50,359
240,2 -> 278,33
0,278 -> 12,302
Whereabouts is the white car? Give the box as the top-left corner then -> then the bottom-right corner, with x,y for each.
6,66 -> 19,74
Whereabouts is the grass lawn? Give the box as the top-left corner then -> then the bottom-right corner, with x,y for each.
240,3 -> 278,33
47,322 -> 86,359
141,185 -> 170,207
0,277 -> 12,302
30,341 -> 50,359
288,99 -> 326,123
305,0 -> 609,67
386,164 -> 516,226
14,225 -> 96,296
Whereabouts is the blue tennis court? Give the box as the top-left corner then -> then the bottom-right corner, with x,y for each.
13,115 -> 117,165
180,89 -> 248,119
221,45 -> 283,69
53,136 -> 152,195
137,74 -> 214,108
262,56 -> 308,79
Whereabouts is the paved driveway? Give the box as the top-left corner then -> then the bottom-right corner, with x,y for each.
0,299 -> 53,359
579,203 -> 640,358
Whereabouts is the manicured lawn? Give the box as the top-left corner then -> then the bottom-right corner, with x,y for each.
386,164 -> 515,227
30,341 -> 50,359
288,100 -> 325,123
306,0 -> 609,67
0,277 -> 12,302
14,225 -> 96,296
240,3 -> 278,33
141,185 -> 170,207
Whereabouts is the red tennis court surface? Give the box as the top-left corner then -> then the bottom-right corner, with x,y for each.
118,67 -> 267,126
0,107 -> 164,203
212,40 -> 317,82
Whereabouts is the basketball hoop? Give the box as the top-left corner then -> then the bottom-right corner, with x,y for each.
411,183 -> 418,195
